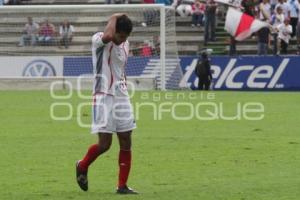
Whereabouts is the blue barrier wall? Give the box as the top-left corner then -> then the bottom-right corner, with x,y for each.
63,56 -> 148,76
180,56 -> 300,90
63,56 -> 300,91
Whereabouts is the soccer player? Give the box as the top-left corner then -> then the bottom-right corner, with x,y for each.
76,13 -> 137,194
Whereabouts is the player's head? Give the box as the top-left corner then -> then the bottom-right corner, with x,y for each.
113,15 -> 133,45
201,52 -> 208,60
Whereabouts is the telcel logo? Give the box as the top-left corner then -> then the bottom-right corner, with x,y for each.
180,58 -> 289,89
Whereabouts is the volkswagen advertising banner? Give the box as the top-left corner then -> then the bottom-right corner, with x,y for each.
180,56 -> 300,91
0,57 -> 63,77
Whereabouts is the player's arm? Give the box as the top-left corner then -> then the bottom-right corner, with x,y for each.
102,13 -> 125,44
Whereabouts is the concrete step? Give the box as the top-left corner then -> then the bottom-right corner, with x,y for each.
26,0 -> 142,4
0,35 -> 202,45
1,42 -> 199,56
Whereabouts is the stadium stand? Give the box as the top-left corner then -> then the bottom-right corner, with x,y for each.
0,1 -> 298,56
23,0 -> 142,5
0,3 -> 202,56
204,17 -> 299,55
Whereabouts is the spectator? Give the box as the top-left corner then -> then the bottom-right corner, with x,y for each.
296,0 -> 300,53
0,0 -> 9,5
59,20 -> 74,49
140,40 -> 152,56
228,0 -> 259,55
204,0 -> 217,45
272,5 -> 285,25
172,0 -> 194,17
105,0 -> 129,4
38,19 -> 56,46
241,0 -> 260,16
270,0 -> 278,12
114,0 -> 129,3
257,0 -> 271,56
296,0 -> 300,55
6,0 -> 21,4
287,0 -> 299,37
259,0 -> 272,22
277,18 -> 292,54
106,0 -> 128,4
153,35 -> 160,55
297,21 -> 300,53
152,35 -> 160,55
271,6 -> 285,54
275,0 -> 290,18
257,27 -> 270,55
156,0 -> 172,5
18,17 -> 39,47
191,0 -> 205,27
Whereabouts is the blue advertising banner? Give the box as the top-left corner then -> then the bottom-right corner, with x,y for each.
63,56 -> 300,91
63,56 -> 148,77
180,56 -> 300,91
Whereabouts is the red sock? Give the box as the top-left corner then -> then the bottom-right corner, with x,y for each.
79,144 -> 101,172
118,150 -> 132,188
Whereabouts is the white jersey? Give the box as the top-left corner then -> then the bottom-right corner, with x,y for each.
91,32 -> 129,96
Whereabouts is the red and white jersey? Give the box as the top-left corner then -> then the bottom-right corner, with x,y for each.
91,32 -> 129,96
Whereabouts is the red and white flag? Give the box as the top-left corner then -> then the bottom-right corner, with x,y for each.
225,7 -> 269,41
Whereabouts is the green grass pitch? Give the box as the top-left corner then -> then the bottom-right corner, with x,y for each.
0,90 -> 299,200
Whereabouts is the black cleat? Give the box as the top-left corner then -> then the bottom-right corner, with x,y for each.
116,185 -> 138,194
76,160 -> 88,191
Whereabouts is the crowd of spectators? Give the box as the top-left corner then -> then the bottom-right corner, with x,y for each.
0,0 -> 29,5
102,0 -> 300,55
18,17 -> 75,49
4,0 -> 300,55
228,0 -> 300,55
155,0 -> 300,55
18,17 -> 39,47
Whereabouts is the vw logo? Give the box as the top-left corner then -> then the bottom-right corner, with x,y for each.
23,60 -> 56,77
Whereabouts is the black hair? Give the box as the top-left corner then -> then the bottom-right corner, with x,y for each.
201,52 -> 208,59
116,15 -> 133,35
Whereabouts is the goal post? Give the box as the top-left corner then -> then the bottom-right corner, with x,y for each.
0,4 -> 182,90
160,5 -> 166,91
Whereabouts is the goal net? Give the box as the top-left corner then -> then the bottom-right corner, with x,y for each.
0,4 -> 182,90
